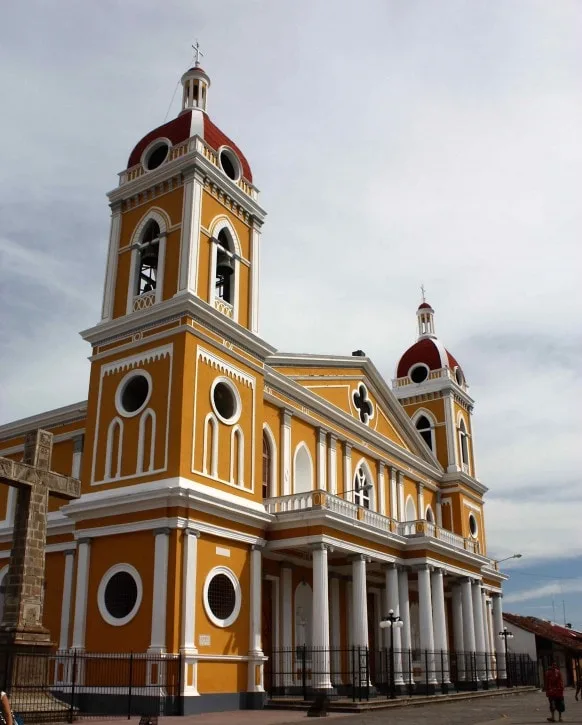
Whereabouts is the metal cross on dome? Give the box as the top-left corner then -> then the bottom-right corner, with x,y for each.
352,384 -> 373,425
421,283 -> 427,303
192,40 -> 204,66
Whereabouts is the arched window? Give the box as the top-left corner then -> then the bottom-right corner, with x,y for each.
215,229 -> 235,305
405,496 -> 417,522
415,414 -> 434,451
294,444 -> 313,494
262,431 -> 272,499
137,220 -> 160,295
353,466 -> 372,509
425,506 -> 435,523
459,419 -> 469,466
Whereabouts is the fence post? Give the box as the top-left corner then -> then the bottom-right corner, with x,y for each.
484,650 -> 489,689
69,650 -> 77,724
351,647 -> 356,703
425,650 -> 429,694
128,652 -> 134,720
440,649 -> 445,694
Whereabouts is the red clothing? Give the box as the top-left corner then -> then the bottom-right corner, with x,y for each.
545,668 -> 564,698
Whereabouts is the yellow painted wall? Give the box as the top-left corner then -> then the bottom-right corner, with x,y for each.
44,551 -> 66,644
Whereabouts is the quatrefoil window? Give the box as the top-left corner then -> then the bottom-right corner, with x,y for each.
352,383 -> 374,425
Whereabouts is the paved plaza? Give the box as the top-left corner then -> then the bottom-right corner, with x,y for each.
130,691 -> 582,725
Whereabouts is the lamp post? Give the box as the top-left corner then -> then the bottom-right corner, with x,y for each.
380,609 -> 404,699
496,554 -> 522,565
498,627 -> 514,687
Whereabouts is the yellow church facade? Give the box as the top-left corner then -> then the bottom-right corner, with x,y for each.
0,62 -> 508,713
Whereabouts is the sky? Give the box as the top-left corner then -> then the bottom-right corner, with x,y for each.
0,2 -> 581,626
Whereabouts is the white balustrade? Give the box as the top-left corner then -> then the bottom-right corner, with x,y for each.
133,290 -> 156,311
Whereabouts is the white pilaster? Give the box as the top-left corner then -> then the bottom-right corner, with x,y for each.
431,568 -> 449,683
312,545 -> 332,689
181,528 -> 200,697
492,594 -> 506,679
352,556 -> 368,649
327,435 -> 337,495
384,565 -> 404,684
330,576 -> 342,685
436,492 -> 443,527
71,435 -> 84,479
461,577 -> 476,683
248,545 -> 264,692
444,393 -> 459,472
281,566 -> 293,688
397,471 -> 405,521
378,462 -> 386,516
281,411 -> 292,496
417,483 -> 425,519
472,582 -> 486,678
343,443 -> 352,501
101,203 -> 122,320
398,567 -> 414,683
58,549 -> 75,651
149,528 -> 170,652
418,565 -> 438,684
177,171 -> 203,294
249,220 -> 261,334
317,429 -> 327,491
72,538 -> 91,650
389,467 -> 398,520
451,584 -> 465,679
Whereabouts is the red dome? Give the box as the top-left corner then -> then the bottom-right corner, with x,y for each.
127,110 -> 253,182
418,302 -> 433,310
396,338 -> 461,379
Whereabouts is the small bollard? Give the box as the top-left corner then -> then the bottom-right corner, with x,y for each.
307,692 -> 330,717
139,716 -> 158,725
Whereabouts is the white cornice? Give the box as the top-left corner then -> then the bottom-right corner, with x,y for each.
441,471 -> 488,495
393,374 -> 475,409
0,402 -> 87,442
80,293 -> 276,359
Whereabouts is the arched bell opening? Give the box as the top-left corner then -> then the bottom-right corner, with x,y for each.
214,228 -> 235,305
137,220 -> 160,295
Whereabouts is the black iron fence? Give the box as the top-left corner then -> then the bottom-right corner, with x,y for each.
0,649 -> 182,721
267,646 -> 538,701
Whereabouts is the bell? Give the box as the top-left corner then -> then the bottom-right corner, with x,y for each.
216,249 -> 235,276
141,249 -> 159,269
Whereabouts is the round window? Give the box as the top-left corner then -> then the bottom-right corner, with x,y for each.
144,142 -> 169,171
203,567 -> 241,628
116,371 -> 152,417
98,565 -> 143,626
469,513 -> 478,537
211,378 -> 241,424
219,148 -> 241,181
410,364 -> 429,384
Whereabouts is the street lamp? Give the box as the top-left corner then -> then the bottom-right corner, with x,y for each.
498,627 -> 514,688
380,609 -> 404,699
496,554 -> 522,564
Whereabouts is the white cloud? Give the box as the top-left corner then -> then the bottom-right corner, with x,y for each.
505,579 -> 582,605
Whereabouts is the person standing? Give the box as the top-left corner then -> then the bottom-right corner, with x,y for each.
0,690 -> 13,725
545,662 -> 565,722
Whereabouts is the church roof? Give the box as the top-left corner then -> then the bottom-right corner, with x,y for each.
396,337 -> 460,378
126,110 -> 253,182
504,613 -> 582,653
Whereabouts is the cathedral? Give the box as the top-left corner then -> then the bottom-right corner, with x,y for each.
0,60 -> 508,713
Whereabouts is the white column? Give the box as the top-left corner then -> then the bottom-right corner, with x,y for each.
327,435 -> 337,494
398,567 -> 414,684
249,220 -> 261,334
492,594 -> 506,679
72,538 -> 91,650
181,528 -> 200,697
482,592 -> 494,680
461,577 -> 476,682
389,467 -> 398,520
352,555 -> 369,686
317,429 -> 327,491
417,483 -> 425,519
472,582 -> 486,678
417,565 -> 438,685
58,549 -> 75,651
378,462 -> 386,515
248,545 -> 264,692
71,435 -> 84,479
451,584 -> 465,680
177,171 -> 203,294
101,203 -> 122,320
312,545 -> 332,689
343,443 -> 352,500
281,411 -> 292,496
384,565 -> 403,684
149,528 -> 170,652
444,393 -> 458,472
281,566 -> 293,688
330,576 -> 342,685
431,568 -> 450,683
397,471 -> 405,521
436,492 -> 443,527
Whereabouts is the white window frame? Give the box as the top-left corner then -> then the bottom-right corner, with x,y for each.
208,216 -> 241,323
203,566 -> 242,628
126,209 -> 169,314
97,563 -> 143,627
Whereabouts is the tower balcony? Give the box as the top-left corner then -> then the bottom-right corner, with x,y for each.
264,490 -> 481,556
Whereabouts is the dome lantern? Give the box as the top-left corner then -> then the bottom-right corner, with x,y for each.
180,41 -> 211,114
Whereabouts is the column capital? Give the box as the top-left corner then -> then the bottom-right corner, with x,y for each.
310,542 -> 333,553
282,409 -> 293,426
328,433 -> 337,444
184,528 -> 201,539
382,562 -> 398,571
344,442 -> 352,454
64,548 -> 76,557
349,553 -> 370,563
153,527 -> 172,537
417,481 -> 425,491
77,537 -> 92,546
251,542 -> 265,552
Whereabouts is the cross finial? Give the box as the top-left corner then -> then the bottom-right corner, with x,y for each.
421,284 -> 426,303
192,40 -> 204,67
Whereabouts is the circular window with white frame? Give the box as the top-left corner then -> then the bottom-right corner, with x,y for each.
409,363 -> 429,384
115,370 -> 152,418
97,564 -> 143,627
210,376 -> 241,425
468,513 -> 478,538
141,138 -> 171,171
218,147 -> 241,182
203,566 -> 242,628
